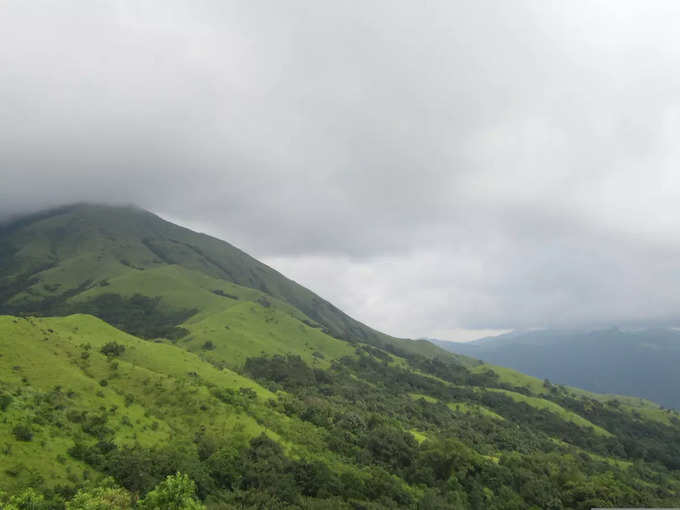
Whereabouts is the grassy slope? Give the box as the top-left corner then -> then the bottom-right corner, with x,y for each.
2,313 -> 680,505
446,402 -> 505,421
414,366 -> 616,435
472,362 -> 677,427
0,204 -> 456,360
71,264 -> 356,368
0,315 -> 368,494
485,388 -> 612,436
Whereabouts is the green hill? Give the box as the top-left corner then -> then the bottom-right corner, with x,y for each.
1,204 -> 680,509
0,203 -> 448,360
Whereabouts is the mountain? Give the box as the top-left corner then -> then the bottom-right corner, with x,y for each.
1,204 -> 680,509
0,203 -> 448,362
435,328 -> 680,409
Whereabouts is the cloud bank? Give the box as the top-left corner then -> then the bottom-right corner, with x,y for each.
2,0 -> 680,339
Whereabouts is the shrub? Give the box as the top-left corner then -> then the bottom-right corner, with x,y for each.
4,487 -> 47,509
12,424 -> 33,442
0,393 -> 12,411
211,289 -> 238,300
100,342 -> 126,357
66,484 -> 132,509
138,473 -> 205,510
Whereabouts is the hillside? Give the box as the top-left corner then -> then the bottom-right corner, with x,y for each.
0,204 -> 449,361
435,328 -> 680,409
1,204 -> 680,509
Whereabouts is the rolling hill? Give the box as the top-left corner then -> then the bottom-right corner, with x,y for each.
1,204 -> 680,509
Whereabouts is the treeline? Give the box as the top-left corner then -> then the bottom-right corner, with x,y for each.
1,289 -> 195,340
0,472 -> 204,509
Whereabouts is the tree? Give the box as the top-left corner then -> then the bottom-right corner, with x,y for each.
66,480 -> 132,510
1,488 -> 47,509
100,342 -> 126,357
12,424 -> 33,442
138,472 -> 205,510
0,392 -> 12,411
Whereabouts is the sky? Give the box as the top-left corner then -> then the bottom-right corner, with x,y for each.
2,1 -> 680,341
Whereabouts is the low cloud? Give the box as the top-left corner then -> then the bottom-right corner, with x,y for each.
2,0 -> 680,338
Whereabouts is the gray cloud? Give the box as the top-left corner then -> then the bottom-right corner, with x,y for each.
2,0 -> 680,338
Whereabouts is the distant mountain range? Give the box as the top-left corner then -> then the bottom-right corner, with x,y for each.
434,327 -> 680,409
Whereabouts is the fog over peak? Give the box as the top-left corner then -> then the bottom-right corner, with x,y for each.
2,0 -> 680,340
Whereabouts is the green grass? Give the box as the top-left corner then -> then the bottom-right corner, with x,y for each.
37,261 -> 356,369
39,314 -> 274,399
550,438 -> 633,469
407,393 -> 438,404
409,429 -> 427,444
567,389 -> 679,426
475,362 -> 674,424
4,255 -> 358,372
485,388 -> 612,436
181,300 -> 355,368
470,363 -> 549,394
446,402 -> 505,421
408,393 -> 505,420
0,314 -> 361,493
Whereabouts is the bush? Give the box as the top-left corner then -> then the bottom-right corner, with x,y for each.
100,342 -> 126,357
12,424 -> 33,442
66,480 -> 132,509
3,487 -> 48,509
0,393 -> 12,411
138,472 -> 205,510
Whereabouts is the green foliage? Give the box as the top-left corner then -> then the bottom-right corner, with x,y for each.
100,342 -> 126,357
12,424 -> 33,442
66,479 -> 132,509
211,289 -> 238,300
0,392 -> 13,411
244,354 -> 325,390
69,293 -> 195,340
138,472 -> 205,510
0,487 -> 48,509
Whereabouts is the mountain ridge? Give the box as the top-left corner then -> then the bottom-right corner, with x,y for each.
436,327 -> 680,409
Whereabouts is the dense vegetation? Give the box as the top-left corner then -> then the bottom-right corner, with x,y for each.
1,204 -> 679,509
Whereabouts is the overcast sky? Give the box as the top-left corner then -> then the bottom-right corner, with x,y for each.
2,1 -> 680,340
